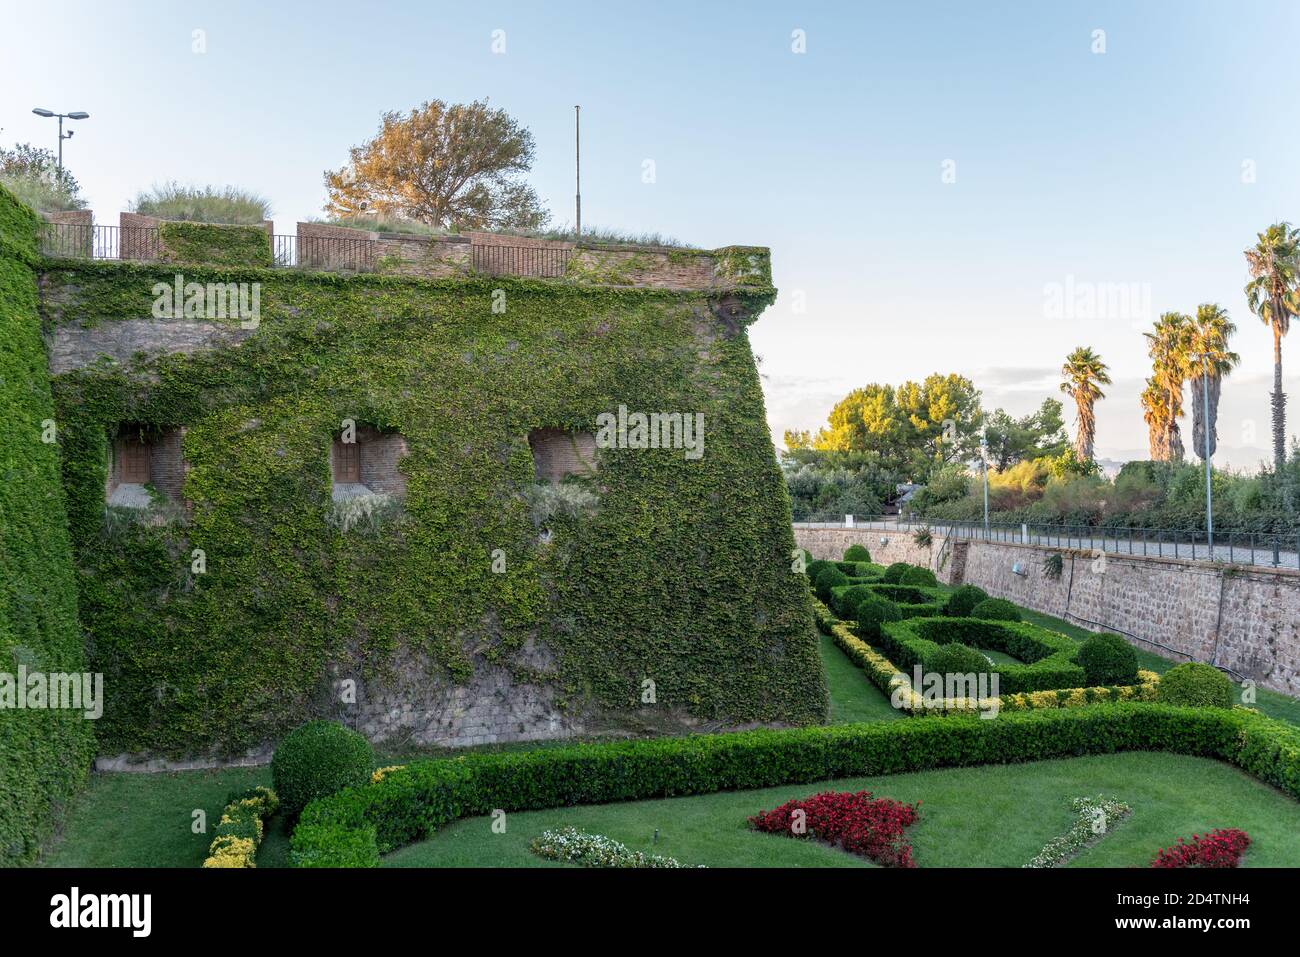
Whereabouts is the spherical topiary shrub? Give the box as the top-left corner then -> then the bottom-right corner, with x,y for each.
1158,662 -> 1233,708
834,584 -> 876,620
899,565 -> 938,588
856,595 -> 902,640
945,584 -> 989,617
844,544 -> 872,563
272,720 -> 374,820
926,642 -> 992,677
813,566 -> 850,603
1076,633 -> 1138,686
969,597 -> 1021,622
882,562 -> 911,584
805,559 -> 832,582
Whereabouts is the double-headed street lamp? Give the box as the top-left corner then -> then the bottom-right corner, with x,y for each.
31,108 -> 89,172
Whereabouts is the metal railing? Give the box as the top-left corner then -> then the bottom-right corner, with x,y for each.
792,516 -> 1300,570
472,243 -> 570,277
40,222 -> 572,279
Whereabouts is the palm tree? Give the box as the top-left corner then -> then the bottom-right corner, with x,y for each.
1141,379 -> 1176,460
1186,303 -> 1240,462
1144,311 -> 1191,462
1244,222 -> 1300,471
1059,347 -> 1112,462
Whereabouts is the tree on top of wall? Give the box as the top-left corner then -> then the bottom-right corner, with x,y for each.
322,99 -> 549,231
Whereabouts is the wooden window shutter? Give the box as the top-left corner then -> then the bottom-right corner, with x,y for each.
333,438 -> 360,483
117,436 -> 151,484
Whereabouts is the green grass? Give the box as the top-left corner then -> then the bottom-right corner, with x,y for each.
819,633 -> 903,723
39,766 -> 269,868
382,751 -> 1300,868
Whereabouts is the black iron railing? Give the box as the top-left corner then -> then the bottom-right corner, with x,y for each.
471,243 -> 570,277
39,223 -> 161,260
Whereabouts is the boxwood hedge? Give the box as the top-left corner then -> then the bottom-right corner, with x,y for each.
289,703 -> 1300,867
875,617 -> 1085,693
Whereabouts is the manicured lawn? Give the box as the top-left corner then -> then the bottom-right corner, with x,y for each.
383,751 -> 1300,868
819,633 -> 903,723
39,765 -> 269,868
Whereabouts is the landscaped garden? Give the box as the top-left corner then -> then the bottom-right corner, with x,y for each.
35,549 -> 1300,870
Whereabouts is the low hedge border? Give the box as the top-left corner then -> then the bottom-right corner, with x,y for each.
202,786 -> 279,868
877,616 -> 1086,693
823,614 -> 1157,716
289,699 -> 1299,867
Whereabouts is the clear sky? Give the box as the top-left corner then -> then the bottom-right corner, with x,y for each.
4,0 -> 1298,468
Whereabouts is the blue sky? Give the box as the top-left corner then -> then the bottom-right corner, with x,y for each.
3,0 -> 1298,466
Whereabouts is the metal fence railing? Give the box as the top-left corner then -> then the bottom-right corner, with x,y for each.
793,516 -> 1300,570
40,223 -> 573,279
472,243 -> 570,277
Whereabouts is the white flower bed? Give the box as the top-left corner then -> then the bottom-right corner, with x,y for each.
529,827 -> 697,868
1024,795 -> 1131,868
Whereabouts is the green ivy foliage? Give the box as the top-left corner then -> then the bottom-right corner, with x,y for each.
43,255 -> 825,756
158,221 -> 273,267
0,185 -> 94,863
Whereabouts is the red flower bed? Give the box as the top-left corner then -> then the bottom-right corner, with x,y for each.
749,790 -> 920,867
1150,829 -> 1251,868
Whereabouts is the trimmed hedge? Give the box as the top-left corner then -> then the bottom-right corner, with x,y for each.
813,566 -> 850,603
272,721 -> 375,820
970,598 -> 1021,622
843,544 -> 872,563
817,602 -> 1159,716
899,566 -> 938,588
1159,662 -> 1234,709
945,584 -> 989,617
290,702 -> 1300,867
927,642 -> 992,676
855,595 -> 903,640
1077,633 -> 1139,687
881,562 -> 911,584
876,617 -> 1085,693
202,786 -> 279,868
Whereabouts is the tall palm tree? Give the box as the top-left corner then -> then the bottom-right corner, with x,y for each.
1059,346 -> 1112,462
1141,379 -> 1170,460
1144,311 -> 1191,462
1244,222 -> 1300,471
1186,303 -> 1240,462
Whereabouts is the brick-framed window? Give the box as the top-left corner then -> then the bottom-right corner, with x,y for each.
330,426 -> 408,499
528,428 -> 597,483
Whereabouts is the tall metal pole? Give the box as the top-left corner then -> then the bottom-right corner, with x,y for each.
57,114 -> 64,172
980,429 -> 989,536
574,105 -> 581,239
1201,354 -> 1214,552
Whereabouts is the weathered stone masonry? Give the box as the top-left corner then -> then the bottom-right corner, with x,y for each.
795,526 -> 1300,696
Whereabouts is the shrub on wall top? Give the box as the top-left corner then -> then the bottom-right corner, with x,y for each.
271,720 -> 374,820
969,597 -> 1021,622
1158,662 -> 1233,709
843,544 -> 872,563
1076,633 -> 1138,687
945,584 -> 989,617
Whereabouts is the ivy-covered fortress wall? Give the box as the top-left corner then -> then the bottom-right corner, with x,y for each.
38,231 -> 825,759
0,186 -> 93,862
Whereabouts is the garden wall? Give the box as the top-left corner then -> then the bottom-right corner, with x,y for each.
795,526 -> 1300,697
39,253 -> 824,761
0,186 -> 94,862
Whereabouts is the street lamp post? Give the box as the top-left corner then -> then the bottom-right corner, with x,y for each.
31,108 -> 89,172
980,429 -> 990,536
1194,353 -> 1214,553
